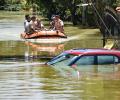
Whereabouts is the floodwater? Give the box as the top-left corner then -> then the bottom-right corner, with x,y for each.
0,13 -> 120,100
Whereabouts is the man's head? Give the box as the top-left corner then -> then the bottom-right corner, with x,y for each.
25,14 -> 31,22
31,16 -> 36,21
51,15 -> 55,20
55,15 -> 60,20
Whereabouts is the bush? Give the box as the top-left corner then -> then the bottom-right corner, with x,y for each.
4,4 -> 22,11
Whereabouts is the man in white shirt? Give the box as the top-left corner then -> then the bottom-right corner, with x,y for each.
24,14 -> 31,34
29,16 -> 41,34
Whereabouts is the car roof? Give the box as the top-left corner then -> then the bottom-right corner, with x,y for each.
64,48 -> 120,56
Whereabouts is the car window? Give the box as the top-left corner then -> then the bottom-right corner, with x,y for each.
54,54 -> 76,66
97,55 -> 119,65
47,53 -> 75,65
74,56 -> 95,65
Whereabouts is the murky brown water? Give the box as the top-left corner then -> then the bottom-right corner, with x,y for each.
0,12 -> 120,100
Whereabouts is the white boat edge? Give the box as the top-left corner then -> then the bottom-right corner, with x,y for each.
22,38 -> 67,43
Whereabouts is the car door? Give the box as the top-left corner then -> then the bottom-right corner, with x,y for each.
71,55 -> 95,65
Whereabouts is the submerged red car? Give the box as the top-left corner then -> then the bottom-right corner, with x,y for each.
47,48 -> 120,66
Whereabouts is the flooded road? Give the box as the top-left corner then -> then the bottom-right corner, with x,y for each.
0,12 -> 120,100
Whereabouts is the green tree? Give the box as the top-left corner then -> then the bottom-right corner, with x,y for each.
25,0 -> 118,26
0,0 -> 6,10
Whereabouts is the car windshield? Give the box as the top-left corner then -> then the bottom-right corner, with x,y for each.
47,53 -> 76,65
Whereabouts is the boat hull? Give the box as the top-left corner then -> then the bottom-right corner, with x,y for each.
21,30 -> 67,39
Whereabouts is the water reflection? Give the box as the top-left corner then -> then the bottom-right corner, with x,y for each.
24,41 -> 65,58
51,64 -> 120,80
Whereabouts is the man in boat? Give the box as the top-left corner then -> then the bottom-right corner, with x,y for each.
50,15 -> 64,33
29,16 -> 45,33
36,19 -> 45,31
28,16 -> 38,34
29,16 -> 47,34
24,14 -> 31,33
24,15 -> 37,34
49,15 -> 55,30
54,15 -> 64,33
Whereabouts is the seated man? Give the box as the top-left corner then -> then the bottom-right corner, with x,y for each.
49,15 -> 55,30
36,19 -> 45,31
29,16 -> 47,33
24,14 -> 31,33
29,16 -> 38,34
50,15 -> 64,33
24,15 -> 37,34
54,15 -> 64,33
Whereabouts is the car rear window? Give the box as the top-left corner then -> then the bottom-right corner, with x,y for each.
97,55 -> 119,64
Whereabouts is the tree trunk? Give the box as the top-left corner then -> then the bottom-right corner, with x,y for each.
71,0 -> 77,25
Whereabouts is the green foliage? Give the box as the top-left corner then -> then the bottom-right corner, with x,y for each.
1,0 -> 119,26
22,3 -> 31,11
32,0 -> 118,26
4,4 -> 22,11
0,0 -> 6,10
